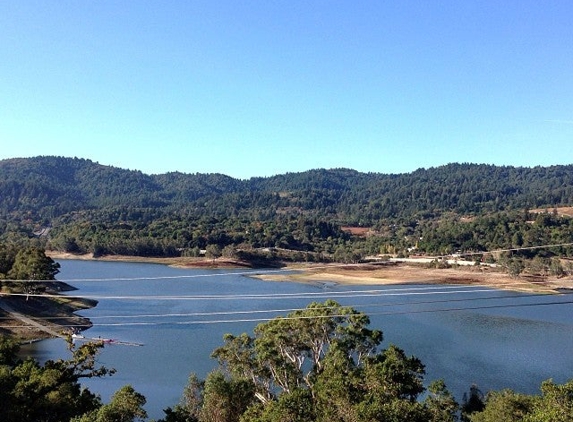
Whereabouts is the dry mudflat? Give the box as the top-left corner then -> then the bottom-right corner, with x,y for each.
47,252 -> 573,293
5,252 -> 568,341
254,262 -> 573,294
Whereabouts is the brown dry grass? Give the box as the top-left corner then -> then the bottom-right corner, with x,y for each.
341,226 -> 372,236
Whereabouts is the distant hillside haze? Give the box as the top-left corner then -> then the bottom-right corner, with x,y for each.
1,156 -> 572,221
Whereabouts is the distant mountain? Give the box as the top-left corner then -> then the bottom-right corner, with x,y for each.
1,156 -> 572,222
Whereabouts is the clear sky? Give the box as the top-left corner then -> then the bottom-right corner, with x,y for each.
1,1 -> 572,179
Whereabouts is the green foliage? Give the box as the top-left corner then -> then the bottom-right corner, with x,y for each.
0,341 -> 115,422
0,243 -> 18,276
244,388 -> 315,422
0,336 -> 20,366
417,211 -> 573,258
469,389 -> 534,422
1,157 -> 573,267
6,247 -> 60,280
0,338 -> 151,422
72,385 -> 147,422
469,379 -> 573,422
0,246 -> 60,300
197,300 -> 456,422
159,302 -> 573,422
525,379 -> 573,422
3,292 -> 573,421
425,379 -> 459,422
212,300 -> 383,401
205,244 -> 222,260
199,370 -> 255,422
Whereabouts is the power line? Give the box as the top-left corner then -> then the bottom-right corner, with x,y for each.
2,252 -> 572,331
0,291 -> 563,322
452,242 -> 573,258
0,285 -> 547,301
0,269 -> 276,283
2,270 -> 566,301
367,298 -> 573,318
2,288 -> 571,329
2,298 -> 572,329
3,240 -> 573,284
1,266 -> 315,283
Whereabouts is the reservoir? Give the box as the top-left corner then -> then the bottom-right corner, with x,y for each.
21,260 -> 573,420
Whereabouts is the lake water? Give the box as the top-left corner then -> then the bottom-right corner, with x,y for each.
20,260 -> 573,420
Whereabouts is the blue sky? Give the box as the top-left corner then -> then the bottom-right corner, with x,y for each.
1,1 -> 572,179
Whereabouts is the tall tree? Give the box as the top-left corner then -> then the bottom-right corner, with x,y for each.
5,247 -> 60,300
212,300 -> 383,403
207,300 -> 456,422
7,247 -> 60,280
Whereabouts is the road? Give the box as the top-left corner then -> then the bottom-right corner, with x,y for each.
0,298 -> 65,339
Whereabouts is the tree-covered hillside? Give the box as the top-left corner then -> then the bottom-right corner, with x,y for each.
2,156 -> 573,219
1,156 -> 572,265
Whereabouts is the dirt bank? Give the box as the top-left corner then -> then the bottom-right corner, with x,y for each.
46,251 -> 254,268
46,252 -> 573,293
254,262 -> 572,294
6,254 -> 571,342
0,293 -> 95,343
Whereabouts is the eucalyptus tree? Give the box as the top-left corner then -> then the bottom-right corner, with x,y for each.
71,385 -> 148,422
212,300 -> 383,404
204,300 -> 458,422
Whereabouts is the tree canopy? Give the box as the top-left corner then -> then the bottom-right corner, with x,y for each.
2,157 -> 573,270
1,300 -> 572,421
165,300 -> 459,422
0,338 -> 133,422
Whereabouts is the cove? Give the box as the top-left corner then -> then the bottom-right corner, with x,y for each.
20,260 -> 573,420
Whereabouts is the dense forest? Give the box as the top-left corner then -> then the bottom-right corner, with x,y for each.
2,156 -> 572,220
1,156 -> 573,272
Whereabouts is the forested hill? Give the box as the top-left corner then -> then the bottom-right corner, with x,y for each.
1,156 -> 572,221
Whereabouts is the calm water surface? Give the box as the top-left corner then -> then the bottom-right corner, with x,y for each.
21,260 -> 573,420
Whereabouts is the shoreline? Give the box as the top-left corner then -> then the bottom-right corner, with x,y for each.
0,292 -> 95,343
46,251 -> 258,268
47,251 -> 572,294
252,263 -> 570,294
6,252 -> 571,342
